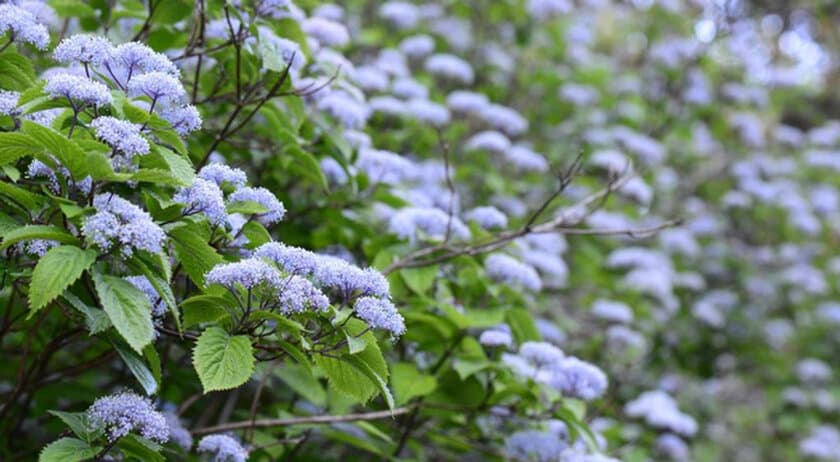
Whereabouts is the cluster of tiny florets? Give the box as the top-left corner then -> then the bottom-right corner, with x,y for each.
353,296 -> 406,336
87,392 -> 169,443
90,116 -> 150,169
44,73 -> 112,107
228,187 -> 286,225
197,434 -> 249,462
0,4 -> 50,50
174,178 -> 227,225
82,194 -> 166,257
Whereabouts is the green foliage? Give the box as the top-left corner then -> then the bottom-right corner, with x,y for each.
192,326 -> 255,392
28,245 -> 96,314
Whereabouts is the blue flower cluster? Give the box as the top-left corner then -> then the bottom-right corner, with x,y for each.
87,391 -> 169,443
82,194 -> 166,257
197,434 -> 249,462
503,341 -> 608,402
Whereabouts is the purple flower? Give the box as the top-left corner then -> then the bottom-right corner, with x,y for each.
174,178 -> 227,225
44,73 -> 112,106
424,54 -> 474,84
0,90 -> 20,116
388,207 -> 471,243
0,4 -> 50,49
198,163 -> 248,190
160,105 -> 202,135
87,391 -> 169,443
90,116 -> 150,166
277,275 -> 330,314
197,434 -> 248,462
227,187 -> 286,225
163,411 -> 192,451
354,296 -> 405,336
205,258 -> 284,292
302,17 -> 349,47
253,242 -> 321,276
82,194 -> 166,256
104,42 -> 180,87
124,275 -> 166,318
485,254 -> 542,291
127,71 -> 186,105
54,34 -> 114,66
465,206 -> 508,230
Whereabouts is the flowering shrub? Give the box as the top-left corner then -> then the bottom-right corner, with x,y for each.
1,0 -> 839,461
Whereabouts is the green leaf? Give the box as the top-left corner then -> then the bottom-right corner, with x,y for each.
391,362 -> 438,406
226,200 -> 269,215
180,294 -> 230,328
1,225 -> 79,250
506,308 -> 541,343
169,223 -> 224,288
0,51 -> 36,91
314,321 -> 391,405
0,132 -> 42,165
62,293 -> 111,334
47,410 -> 102,443
192,326 -> 255,392
21,120 -> 89,180
275,363 -> 326,407
28,246 -> 97,315
129,254 -> 181,332
286,145 -> 328,192
39,437 -> 100,462
400,266 -> 438,295
112,340 -> 158,395
0,179 -> 46,210
93,272 -> 154,353
116,434 -> 164,462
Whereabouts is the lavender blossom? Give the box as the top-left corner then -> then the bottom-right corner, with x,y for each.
198,163 -> 248,190
446,90 -> 489,114
227,187 -> 286,225
277,275 -> 330,314
484,254 -> 542,292
160,105 -> 202,135
163,411 -> 193,451
54,34 -> 114,66
90,116 -> 150,166
353,296 -> 406,336
174,178 -> 227,225
0,4 -> 50,49
0,90 -> 20,116
125,275 -> 166,318
205,258 -> 284,292
405,98 -> 450,126
302,17 -> 349,47
465,206 -> 508,230
82,194 -> 166,256
388,206 -> 471,243
44,73 -> 112,106
197,434 -> 249,462
399,34 -> 436,58
424,54 -> 474,84
127,71 -> 186,106
87,391 -> 169,443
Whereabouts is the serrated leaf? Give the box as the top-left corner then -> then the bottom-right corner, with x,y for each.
21,120 -> 89,180
180,294 -> 230,328
400,265 -> 438,295
0,132 -> 42,165
391,362 -> 438,406
169,223 -> 224,288
39,437 -> 100,462
192,327 -> 254,392
28,246 -> 97,315
112,339 -> 158,395
47,411 -> 102,443
62,293 -> 111,334
0,225 -> 79,250
506,308 -> 541,343
93,272 -> 154,353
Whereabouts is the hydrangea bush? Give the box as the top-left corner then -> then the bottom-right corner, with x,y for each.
1,0 -> 839,461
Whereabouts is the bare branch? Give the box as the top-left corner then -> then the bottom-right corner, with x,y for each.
191,406 -> 415,436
